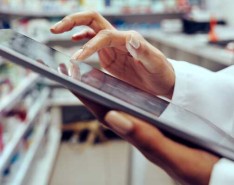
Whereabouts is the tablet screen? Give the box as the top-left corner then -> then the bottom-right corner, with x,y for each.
0,29 -> 169,117
1,29 -> 234,158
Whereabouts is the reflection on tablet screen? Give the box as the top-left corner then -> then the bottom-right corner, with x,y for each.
0,30 -> 169,117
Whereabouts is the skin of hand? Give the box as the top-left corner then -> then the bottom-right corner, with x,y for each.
51,11 -> 219,185
50,11 -> 174,99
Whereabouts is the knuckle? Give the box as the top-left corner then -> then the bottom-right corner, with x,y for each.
140,45 -> 150,56
83,43 -> 91,49
88,10 -> 100,18
62,15 -> 72,22
99,29 -> 112,37
128,30 -> 142,38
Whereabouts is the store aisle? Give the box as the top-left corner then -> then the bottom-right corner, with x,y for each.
49,141 -> 174,185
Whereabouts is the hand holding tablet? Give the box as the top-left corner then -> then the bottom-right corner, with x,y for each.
50,10 -> 175,99
0,10 -> 233,185
50,11 -> 233,185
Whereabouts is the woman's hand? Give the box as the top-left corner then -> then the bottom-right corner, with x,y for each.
50,11 -> 175,99
51,11 -> 219,185
105,111 -> 219,185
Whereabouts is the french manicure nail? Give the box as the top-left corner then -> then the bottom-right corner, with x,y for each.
105,111 -> 133,135
71,49 -> 84,60
72,32 -> 81,38
129,37 -> 140,49
126,42 -> 138,59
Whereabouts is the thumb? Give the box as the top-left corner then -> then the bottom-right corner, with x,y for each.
104,110 -> 168,158
125,32 -> 168,74
104,110 -> 181,172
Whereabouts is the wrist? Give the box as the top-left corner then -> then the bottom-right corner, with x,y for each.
176,150 -> 219,185
162,57 -> 175,99
159,138 -> 219,185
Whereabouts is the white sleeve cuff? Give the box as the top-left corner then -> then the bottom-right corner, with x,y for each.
161,59 -> 234,136
209,159 -> 234,185
159,60 -> 227,143
167,59 -> 213,109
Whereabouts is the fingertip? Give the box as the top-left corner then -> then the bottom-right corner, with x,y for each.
71,36 -> 78,42
105,111 -> 134,135
104,110 -> 119,122
50,21 -> 63,32
50,27 -> 62,34
71,34 -> 82,41
50,28 -> 56,33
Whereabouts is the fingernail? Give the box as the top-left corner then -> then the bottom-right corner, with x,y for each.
71,49 -> 83,60
105,111 -> 133,135
129,37 -> 140,49
72,32 -> 81,38
51,21 -> 62,29
126,42 -> 138,59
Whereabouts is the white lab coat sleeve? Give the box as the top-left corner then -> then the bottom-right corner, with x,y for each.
209,159 -> 234,185
165,60 -> 234,135
161,59 -> 234,185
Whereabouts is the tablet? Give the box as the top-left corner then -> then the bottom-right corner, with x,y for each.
0,29 -> 234,160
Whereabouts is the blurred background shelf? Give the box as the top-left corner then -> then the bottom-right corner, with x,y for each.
0,74 -> 39,113
0,88 -> 50,176
11,114 -> 51,185
0,7 -> 73,18
49,88 -> 82,107
141,30 -> 234,68
24,120 -> 61,185
0,6 -> 184,18
0,57 -> 5,66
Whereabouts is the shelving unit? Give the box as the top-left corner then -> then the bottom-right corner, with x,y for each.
11,114 -> 51,185
0,73 -> 39,113
0,7 -> 183,18
0,88 -> 50,176
24,119 -> 61,185
142,30 -> 234,70
0,57 -> 5,66
49,88 -> 82,107
0,7 -> 72,18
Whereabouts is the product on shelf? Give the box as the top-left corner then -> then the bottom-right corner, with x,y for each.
0,123 -> 37,184
0,88 -> 50,184
0,87 -> 40,154
0,0 -> 202,17
0,78 -> 13,102
0,0 -> 79,13
0,61 -> 32,102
